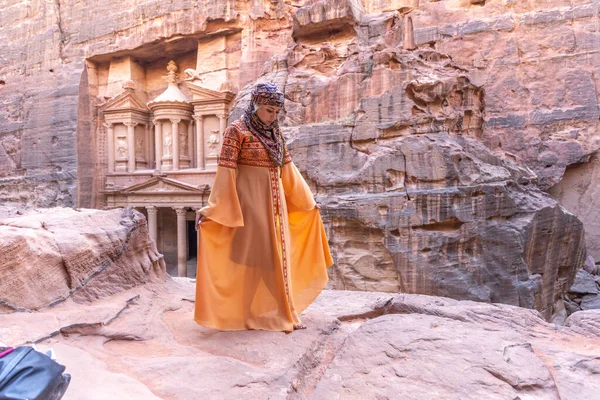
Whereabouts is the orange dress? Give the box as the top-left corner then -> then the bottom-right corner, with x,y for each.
194,120 -> 333,332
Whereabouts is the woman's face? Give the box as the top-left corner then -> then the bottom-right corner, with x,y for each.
256,105 -> 281,126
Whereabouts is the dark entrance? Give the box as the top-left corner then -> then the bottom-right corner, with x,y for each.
187,220 -> 198,259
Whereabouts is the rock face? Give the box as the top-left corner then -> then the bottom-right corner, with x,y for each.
0,207 -> 166,311
565,263 -> 600,313
246,16 -> 586,320
1,285 -> 599,400
291,126 -> 585,321
0,1 -> 597,315
548,155 -> 600,261
407,1 -> 600,282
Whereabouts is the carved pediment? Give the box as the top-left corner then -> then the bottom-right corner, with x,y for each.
103,88 -> 150,113
186,82 -> 235,105
120,177 -> 206,194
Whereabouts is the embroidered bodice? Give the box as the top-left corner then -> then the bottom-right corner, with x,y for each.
218,120 -> 292,169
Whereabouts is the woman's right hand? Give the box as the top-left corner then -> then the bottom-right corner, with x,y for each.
195,214 -> 206,231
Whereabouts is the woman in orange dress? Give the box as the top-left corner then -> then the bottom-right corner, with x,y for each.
194,83 -> 333,332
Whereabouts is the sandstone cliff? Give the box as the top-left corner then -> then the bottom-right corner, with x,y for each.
1,0 -> 598,315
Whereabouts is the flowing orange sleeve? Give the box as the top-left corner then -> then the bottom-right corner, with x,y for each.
282,161 -> 317,211
199,126 -> 244,227
283,159 -> 334,313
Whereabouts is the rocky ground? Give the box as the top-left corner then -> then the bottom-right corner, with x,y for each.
2,280 -> 599,400
0,207 -> 598,399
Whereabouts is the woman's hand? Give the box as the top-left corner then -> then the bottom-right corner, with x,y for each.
195,214 -> 206,231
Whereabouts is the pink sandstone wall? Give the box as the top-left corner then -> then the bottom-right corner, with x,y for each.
1,0 -> 598,320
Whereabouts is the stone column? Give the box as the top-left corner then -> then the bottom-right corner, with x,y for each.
187,120 -> 194,168
218,113 -> 227,135
154,120 -> 162,170
146,206 -> 158,245
145,124 -> 152,169
194,115 -> 205,170
171,119 -> 180,170
173,206 -> 187,277
105,123 -> 115,173
125,121 -> 137,172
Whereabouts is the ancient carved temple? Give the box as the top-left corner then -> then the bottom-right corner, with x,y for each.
99,60 -> 235,277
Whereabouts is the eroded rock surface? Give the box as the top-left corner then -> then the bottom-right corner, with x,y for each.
1,285 -> 599,400
1,0 -> 597,209
0,207 -> 166,311
1,0 -> 597,317
565,265 -> 600,315
549,155 -> 600,261
245,23 -> 585,320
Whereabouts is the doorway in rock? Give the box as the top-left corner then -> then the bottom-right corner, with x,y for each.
187,220 -> 198,259
187,220 -> 198,278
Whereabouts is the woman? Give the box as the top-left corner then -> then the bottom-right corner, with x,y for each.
194,82 -> 333,332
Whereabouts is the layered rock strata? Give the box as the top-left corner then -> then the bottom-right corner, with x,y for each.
565,257 -> 600,313
295,129 -> 585,322
1,0 -> 598,209
235,14 -> 586,320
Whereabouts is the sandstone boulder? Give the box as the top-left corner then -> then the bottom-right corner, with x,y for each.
0,207 -> 166,312
565,268 -> 600,314
292,0 -> 363,41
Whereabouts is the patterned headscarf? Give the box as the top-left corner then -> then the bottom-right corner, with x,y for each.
242,83 -> 286,167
